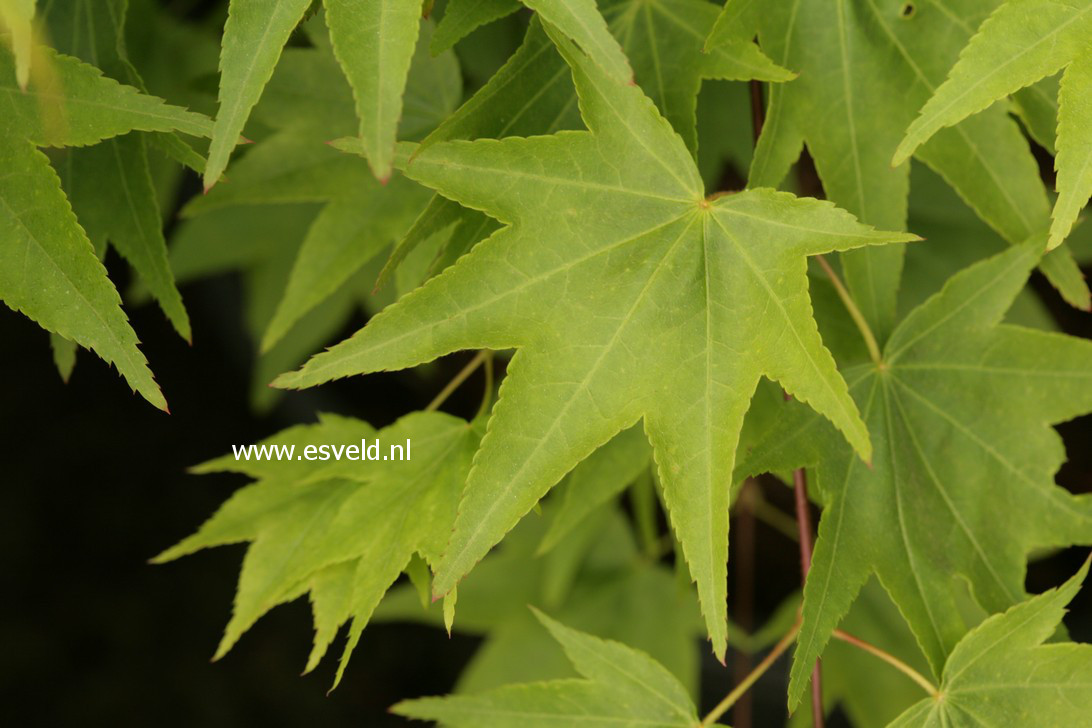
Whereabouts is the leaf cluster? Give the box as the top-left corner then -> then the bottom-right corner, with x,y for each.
4,1 -> 1092,726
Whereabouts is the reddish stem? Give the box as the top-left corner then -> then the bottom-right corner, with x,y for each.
793,466 -> 824,728
732,480 -> 757,728
749,81 -> 765,144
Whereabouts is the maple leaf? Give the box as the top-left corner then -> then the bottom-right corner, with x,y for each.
894,0 -> 1092,251
710,0 -> 1090,330
393,607 -> 705,727
153,411 -> 481,687
0,40 -> 213,409
889,557 -> 1092,728
379,2 -> 792,291
274,24 -> 914,661
738,240 -> 1092,708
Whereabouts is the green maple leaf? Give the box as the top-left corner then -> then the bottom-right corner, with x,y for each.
393,607 -> 705,727
712,0 -> 1090,332
153,411 -> 481,686
889,557 -> 1092,728
275,24 -> 914,661
738,240 -> 1092,708
894,0 -> 1092,251
382,0 -> 792,288
1,41 -> 212,409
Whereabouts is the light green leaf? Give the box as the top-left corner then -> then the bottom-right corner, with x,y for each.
738,241 -> 1092,708
393,608 -> 702,727
900,163 -> 1056,331
203,0 -> 312,189
276,25 -> 912,661
325,0 -> 423,181
1,44 -> 213,146
893,0 -> 1092,250
154,411 -> 480,687
889,558 -> 1092,728
383,3 -> 791,305
0,132 -> 164,409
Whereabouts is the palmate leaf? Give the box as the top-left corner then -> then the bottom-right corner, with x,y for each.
1,41 -> 212,409
394,608 -> 704,727
889,558 -> 1092,728
153,411 -> 480,687
380,2 -> 792,308
738,240 -> 1092,708
713,0 -> 1090,332
894,0 -> 1092,250
275,24 -> 914,661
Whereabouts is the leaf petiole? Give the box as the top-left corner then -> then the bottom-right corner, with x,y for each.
832,629 -> 939,698
815,255 -> 883,365
425,350 -> 490,413
701,621 -> 801,727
